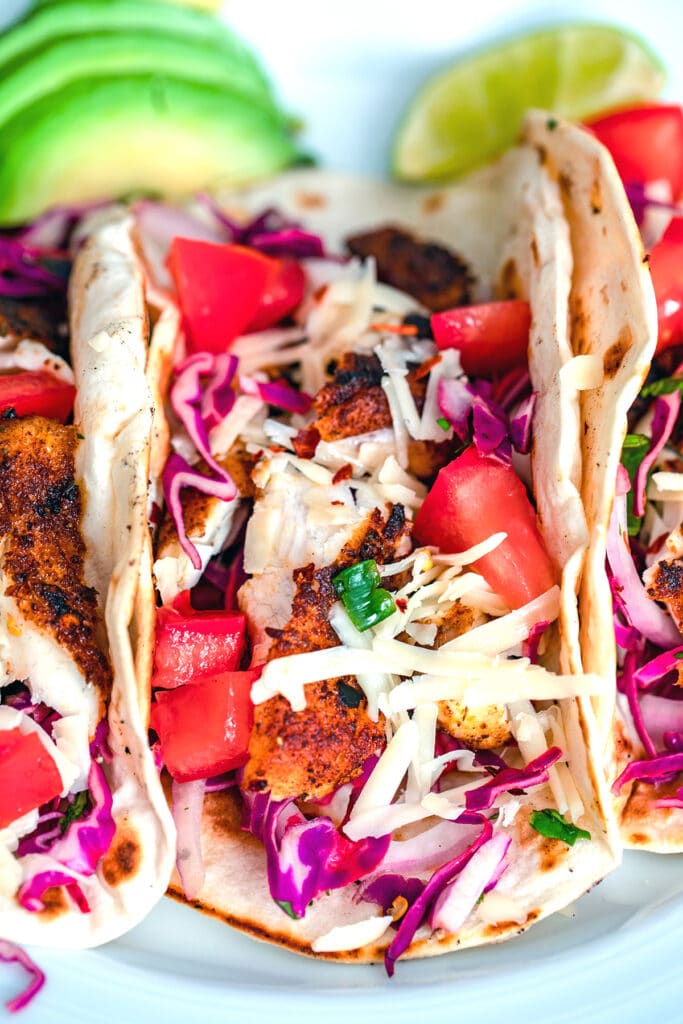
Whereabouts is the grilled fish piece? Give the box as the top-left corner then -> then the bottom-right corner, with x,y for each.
0,295 -> 68,359
242,504 -> 409,801
345,225 -> 473,312
0,416 -> 111,754
643,526 -> 683,636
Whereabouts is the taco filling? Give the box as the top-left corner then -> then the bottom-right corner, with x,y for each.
136,151 -> 618,968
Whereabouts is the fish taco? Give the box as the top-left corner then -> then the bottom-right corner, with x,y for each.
123,132 -> 621,968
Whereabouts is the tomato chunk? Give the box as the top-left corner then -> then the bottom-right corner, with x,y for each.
586,104 -> 683,199
648,217 -> 683,354
152,605 -> 246,689
151,669 -> 259,783
413,446 -> 556,609
168,239 -> 304,354
0,371 -> 75,422
431,301 -> 531,378
247,259 -> 305,332
0,728 -> 63,829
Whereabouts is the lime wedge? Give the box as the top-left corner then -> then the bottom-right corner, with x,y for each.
392,24 -> 666,182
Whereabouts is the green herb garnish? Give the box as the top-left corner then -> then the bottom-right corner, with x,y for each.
529,808 -> 591,847
436,416 -> 451,432
640,376 -> 683,399
332,559 -> 396,632
276,900 -> 300,920
621,433 -> 650,536
59,790 -> 89,834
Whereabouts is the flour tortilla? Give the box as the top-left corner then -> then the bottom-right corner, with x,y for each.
0,212 -> 175,947
138,153 -> 621,959
521,113 -> 668,849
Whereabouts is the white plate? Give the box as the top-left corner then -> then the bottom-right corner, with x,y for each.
3,1 -> 683,1020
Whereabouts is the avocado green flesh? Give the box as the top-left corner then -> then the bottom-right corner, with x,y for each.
0,32 -> 281,129
0,76 -> 302,226
0,0 -> 269,89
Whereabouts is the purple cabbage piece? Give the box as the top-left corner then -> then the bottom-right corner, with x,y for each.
18,871 -> 90,914
612,752 -> 683,794
196,195 -> 328,259
464,747 -> 562,812
620,650 -> 658,757
239,374 -> 313,414
509,391 -> 537,455
384,814 -> 492,976
0,940 -> 46,1014
17,760 -> 116,913
471,396 -> 512,463
242,790 -> 390,919
436,377 -> 472,441
632,392 -> 681,518
356,873 -> 425,913
162,452 -> 237,570
521,618 -> 549,664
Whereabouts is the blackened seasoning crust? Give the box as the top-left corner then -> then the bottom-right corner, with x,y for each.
345,225 -> 474,312
243,505 -> 410,801
0,415 -> 112,702
0,295 -> 68,359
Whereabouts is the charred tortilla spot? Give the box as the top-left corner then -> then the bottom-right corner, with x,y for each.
483,910 -> 539,938
603,326 -> 632,379
295,191 -> 325,210
32,885 -> 70,920
539,836 -> 567,872
627,832 -> 651,846
498,258 -> 525,301
530,236 -> 540,267
421,192 -> 446,215
590,173 -> 602,215
101,830 -> 141,885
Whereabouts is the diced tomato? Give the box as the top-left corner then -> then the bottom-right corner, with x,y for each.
648,217 -> 683,354
586,104 -> 683,200
431,301 -> 531,378
168,238 -> 304,354
152,605 -> 246,689
150,668 -> 259,783
247,259 -> 305,332
413,446 -> 556,609
0,370 -> 75,422
0,728 -> 63,829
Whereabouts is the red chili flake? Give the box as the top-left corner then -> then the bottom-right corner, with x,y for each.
292,426 -> 320,459
331,500 -> 345,506
313,283 -> 329,303
647,531 -> 671,556
268,444 -> 287,453
332,463 -> 353,484
415,353 -> 443,380
371,322 -> 419,336
395,597 -> 408,612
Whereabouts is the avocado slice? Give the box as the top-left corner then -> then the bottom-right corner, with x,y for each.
0,31 -> 284,129
0,1 -> 269,87
0,76 -> 303,225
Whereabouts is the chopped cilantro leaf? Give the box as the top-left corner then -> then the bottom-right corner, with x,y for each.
621,433 -> 650,536
436,416 -> 451,432
276,900 -> 300,919
530,808 -> 590,846
59,790 -> 89,834
640,376 -> 683,399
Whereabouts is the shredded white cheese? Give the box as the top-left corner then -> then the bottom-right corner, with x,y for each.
311,914 -> 393,953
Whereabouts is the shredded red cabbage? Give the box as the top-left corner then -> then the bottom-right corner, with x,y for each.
436,377 -> 472,440
492,367 -> 532,413
429,832 -> 511,933
624,182 -> 683,226
242,790 -> 389,918
0,941 -> 45,1014
619,649 -> 658,757
0,236 -> 66,297
607,483 -> 681,648
521,618 -> 550,664
162,452 -> 237,570
635,646 -> 683,690
172,354 -> 237,484
200,353 -> 238,431
356,873 -> 425,912
196,195 -> 327,259
632,392 -> 681,517
384,814 -> 492,976
509,392 -> 537,455
612,752 -> 683,794
18,871 -> 90,914
239,374 -> 312,414
464,747 -> 562,812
